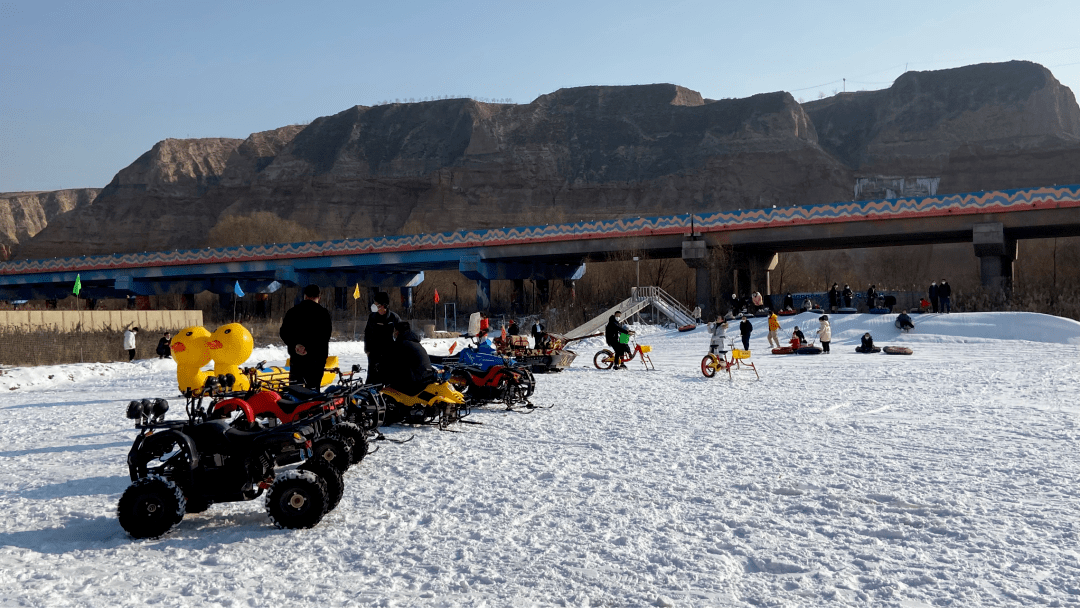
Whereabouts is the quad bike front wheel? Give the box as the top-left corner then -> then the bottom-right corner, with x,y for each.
593,349 -> 616,369
299,458 -> 344,512
266,470 -> 329,529
311,435 -> 352,475
330,422 -> 368,465
117,475 -> 186,539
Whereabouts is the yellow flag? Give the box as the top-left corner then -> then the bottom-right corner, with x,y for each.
352,284 -> 361,300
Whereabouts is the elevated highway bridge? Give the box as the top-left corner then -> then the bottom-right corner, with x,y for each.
2,184 -> 1078,316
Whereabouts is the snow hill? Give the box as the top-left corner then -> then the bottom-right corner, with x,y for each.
0,312 -> 1078,607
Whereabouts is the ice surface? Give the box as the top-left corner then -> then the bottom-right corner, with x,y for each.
0,312 -> 1078,606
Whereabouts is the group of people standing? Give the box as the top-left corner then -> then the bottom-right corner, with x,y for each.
708,311 -> 832,356
927,280 -> 952,313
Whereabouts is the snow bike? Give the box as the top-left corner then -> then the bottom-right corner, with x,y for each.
379,368 -> 471,430
119,390 -> 345,539
443,346 -> 536,410
594,336 -> 654,370
701,340 -> 759,380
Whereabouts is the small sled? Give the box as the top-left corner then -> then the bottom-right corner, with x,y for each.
777,310 -> 799,317
854,346 -> 881,353
771,346 -> 797,355
883,346 -> 913,355
796,345 -> 823,355
678,324 -> 697,332
835,307 -> 858,314
868,308 -> 890,314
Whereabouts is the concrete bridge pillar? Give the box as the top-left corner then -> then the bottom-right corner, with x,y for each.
476,279 -> 491,311
973,223 -> 1016,293
512,279 -> 525,312
682,239 -> 710,319
535,279 -> 550,305
731,250 -> 778,302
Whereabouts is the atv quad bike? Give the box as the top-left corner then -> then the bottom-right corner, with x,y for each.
118,390 -> 345,539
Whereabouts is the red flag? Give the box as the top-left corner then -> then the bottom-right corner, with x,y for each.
434,289 -> 440,304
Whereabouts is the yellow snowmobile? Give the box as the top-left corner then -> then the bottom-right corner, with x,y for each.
379,377 -> 469,430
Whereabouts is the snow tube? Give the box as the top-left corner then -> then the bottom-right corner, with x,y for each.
894,320 -> 915,331
777,310 -> 799,316
869,308 -> 890,314
678,324 -> 696,332
771,346 -> 797,354
809,308 -> 825,314
854,346 -> 881,353
883,346 -> 913,355
796,346 -> 823,355
835,307 -> 858,314
754,310 -> 770,317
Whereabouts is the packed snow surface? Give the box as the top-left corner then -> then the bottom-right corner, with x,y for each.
0,311 -> 1078,607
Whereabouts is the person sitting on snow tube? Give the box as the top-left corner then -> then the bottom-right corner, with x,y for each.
475,329 -> 497,353
385,322 -> 436,395
859,332 -> 876,353
792,326 -> 806,344
896,312 -> 914,331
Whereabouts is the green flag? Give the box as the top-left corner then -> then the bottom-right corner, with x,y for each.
73,274 -> 82,296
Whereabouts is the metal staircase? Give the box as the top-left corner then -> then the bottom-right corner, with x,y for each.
564,286 -> 698,339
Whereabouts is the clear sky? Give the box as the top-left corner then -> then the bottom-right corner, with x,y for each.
2,0 -> 1078,192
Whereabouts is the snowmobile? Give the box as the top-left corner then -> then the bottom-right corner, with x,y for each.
118,389 -> 346,539
379,369 -> 470,430
442,346 -> 536,410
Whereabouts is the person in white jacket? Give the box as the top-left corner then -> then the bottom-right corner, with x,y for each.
708,317 -> 729,357
816,316 -> 832,354
123,327 -> 139,362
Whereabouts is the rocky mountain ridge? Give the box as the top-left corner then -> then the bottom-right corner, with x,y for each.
10,61 -> 1080,260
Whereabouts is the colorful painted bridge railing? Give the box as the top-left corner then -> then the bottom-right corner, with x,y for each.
1,184 -> 1079,277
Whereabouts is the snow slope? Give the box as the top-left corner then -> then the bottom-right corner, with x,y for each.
0,312 -> 1078,607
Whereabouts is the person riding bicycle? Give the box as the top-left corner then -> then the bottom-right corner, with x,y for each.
605,312 -> 633,369
708,316 -> 728,357
385,321 -> 436,395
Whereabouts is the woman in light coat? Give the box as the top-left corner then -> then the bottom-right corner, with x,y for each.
816,315 -> 832,354
708,317 -> 728,357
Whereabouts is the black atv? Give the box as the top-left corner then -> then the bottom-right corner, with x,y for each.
117,390 -> 346,540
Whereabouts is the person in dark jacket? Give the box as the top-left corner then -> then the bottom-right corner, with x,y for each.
728,293 -> 742,316
792,326 -> 806,345
828,284 -> 839,311
364,291 -> 401,384
156,332 -> 172,359
507,319 -> 520,336
866,285 -> 877,309
739,315 -> 753,350
938,279 -> 952,313
929,282 -> 939,313
605,313 -> 632,369
842,285 -> 853,308
896,311 -> 914,331
782,293 -> 794,311
531,319 -> 546,349
385,322 -> 435,395
279,284 -> 333,390
860,332 -> 875,352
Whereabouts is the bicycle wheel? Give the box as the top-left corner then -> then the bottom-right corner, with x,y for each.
593,349 -> 615,369
701,354 -> 718,378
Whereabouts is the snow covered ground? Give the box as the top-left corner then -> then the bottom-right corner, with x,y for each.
0,311 -> 1078,607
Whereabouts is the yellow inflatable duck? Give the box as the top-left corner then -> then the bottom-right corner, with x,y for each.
207,323 -> 254,391
170,326 -> 212,394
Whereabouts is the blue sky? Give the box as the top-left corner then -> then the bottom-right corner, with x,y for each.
2,0 -> 1078,192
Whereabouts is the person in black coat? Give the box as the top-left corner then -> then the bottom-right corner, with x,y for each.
929,282 -> 939,313
866,285 -> 877,309
531,319 -> 546,349
605,312 -> 632,368
385,322 -> 435,395
739,315 -> 753,350
156,332 -> 172,359
364,291 -> 401,384
279,284 -> 333,390
842,285 -> 853,308
792,326 -> 806,344
938,279 -> 952,313
828,284 -> 839,311
507,319 -> 520,336
783,293 -> 794,311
